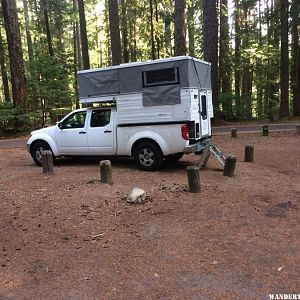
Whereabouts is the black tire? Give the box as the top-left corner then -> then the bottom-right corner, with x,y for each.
133,141 -> 163,171
165,152 -> 184,162
30,141 -> 54,167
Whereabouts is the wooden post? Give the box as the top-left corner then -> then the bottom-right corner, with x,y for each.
244,145 -> 254,162
262,125 -> 269,136
187,166 -> 201,193
231,128 -> 237,138
296,125 -> 300,135
223,155 -> 236,177
42,150 -> 54,175
100,160 -> 112,184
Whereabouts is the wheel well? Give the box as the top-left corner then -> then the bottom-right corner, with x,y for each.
30,139 -> 50,153
131,138 -> 162,157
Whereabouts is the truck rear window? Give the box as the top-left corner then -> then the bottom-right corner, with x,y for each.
142,67 -> 179,87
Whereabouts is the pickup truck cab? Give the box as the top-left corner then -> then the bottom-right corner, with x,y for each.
27,106 -> 190,171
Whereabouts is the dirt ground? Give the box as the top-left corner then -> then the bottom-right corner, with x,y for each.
0,131 -> 299,300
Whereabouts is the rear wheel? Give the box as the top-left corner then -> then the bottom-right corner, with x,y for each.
30,141 -> 54,166
133,141 -> 163,171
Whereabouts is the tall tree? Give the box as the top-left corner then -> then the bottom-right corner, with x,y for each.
291,0 -> 300,116
77,0 -> 90,69
203,0 -> 219,110
108,0 -> 122,65
279,0 -> 289,118
0,26 -> 10,102
219,0 -> 232,119
174,0 -> 186,56
234,0 -> 241,119
120,0 -> 129,63
149,0 -> 156,60
23,0 -> 34,62
187,1 -> 195,57
1,0 -> 28,113
42,0 -> 54,57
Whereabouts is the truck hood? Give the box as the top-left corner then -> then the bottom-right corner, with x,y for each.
31,125 -> 56,136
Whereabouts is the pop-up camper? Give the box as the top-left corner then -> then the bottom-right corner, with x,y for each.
77,56 -> 214,141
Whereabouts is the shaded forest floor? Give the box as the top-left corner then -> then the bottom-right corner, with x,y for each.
0,132 -> 299,299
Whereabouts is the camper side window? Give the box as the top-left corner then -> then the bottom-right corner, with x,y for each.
142,67 -> 179,87
201,95 -> 207,120
90,110 -> 111,127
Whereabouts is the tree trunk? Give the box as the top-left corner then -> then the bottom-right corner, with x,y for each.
291,0 -> 300,116
1,0 -> 28,113
108,0 -> 122,66
0,27 -> 11,102
120,0 -> 129,63
234,0 -> 241,120
174,0 -> 186,56
163,13 -> 172,57
279,0 -> 289,118
294,50 -> 300,116
149,0 -> 156,60
42,0 -> 54,57
23,0 -> 34,62
241,7 -> 252,120
187,1 -> 195,57
77,0 -> 90,69
219,0 -> 232,119
203,0 -> 219,110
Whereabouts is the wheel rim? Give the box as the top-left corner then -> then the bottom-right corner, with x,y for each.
36,146 -> 46,163
138,148 -> 154,166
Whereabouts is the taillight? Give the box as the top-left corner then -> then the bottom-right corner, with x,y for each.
181,124 -> 189,140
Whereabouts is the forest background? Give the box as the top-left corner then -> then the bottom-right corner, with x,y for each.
0,0 -> 299,133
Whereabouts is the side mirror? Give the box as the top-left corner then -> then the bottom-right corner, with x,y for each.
58,122 -> 63,130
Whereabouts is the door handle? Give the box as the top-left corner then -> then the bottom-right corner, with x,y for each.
79,131 -> 86,134
104,130 -> 112,133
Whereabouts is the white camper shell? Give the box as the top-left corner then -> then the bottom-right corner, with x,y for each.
78,56 -> 213,140
27,56 -> 215,171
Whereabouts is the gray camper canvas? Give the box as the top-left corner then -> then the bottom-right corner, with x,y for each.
78,56 -> 213,139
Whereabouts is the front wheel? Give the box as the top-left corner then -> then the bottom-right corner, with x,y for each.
30,141 -> 54,166
133,141 -> 163,171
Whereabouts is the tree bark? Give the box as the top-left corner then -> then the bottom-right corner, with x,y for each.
77,0 -> 90,69
174,0 -> 186,56
203,0 -> 219,110
219,0 -> 232,119
23,0 -> 34,62
42,0 -> 54,57
291,0 -> 300,116
0,27 -> 10,102
279,0 -> 289,118
234,0 -> 241,120
149,0 -> 156,60
1,0 -> 28,113
108,0 -> 122,66
187,2 -> 195,57
120,0 -> 129,63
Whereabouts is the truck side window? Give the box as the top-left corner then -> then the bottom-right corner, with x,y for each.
62,111 -> 86,129
142,67 -> 179,87
90,110 -> 111,127
201,95 -> 207,120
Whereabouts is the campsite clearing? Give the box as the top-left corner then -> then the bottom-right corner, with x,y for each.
0,131 -> 299,299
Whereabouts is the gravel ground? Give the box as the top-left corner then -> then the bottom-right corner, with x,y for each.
0,131 -> 299,300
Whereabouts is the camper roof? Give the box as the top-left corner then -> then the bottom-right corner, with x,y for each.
77,56 -> 210,74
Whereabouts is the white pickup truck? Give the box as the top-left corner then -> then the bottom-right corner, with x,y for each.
27,56 -> 214,170
27,105 -> 195,170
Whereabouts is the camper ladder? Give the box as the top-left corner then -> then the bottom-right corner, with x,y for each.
198,142 -> 226,168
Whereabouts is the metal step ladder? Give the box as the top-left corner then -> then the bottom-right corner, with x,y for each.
198,142 -> 226,168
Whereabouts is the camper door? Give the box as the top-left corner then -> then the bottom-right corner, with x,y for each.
199,90 -> 210,137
